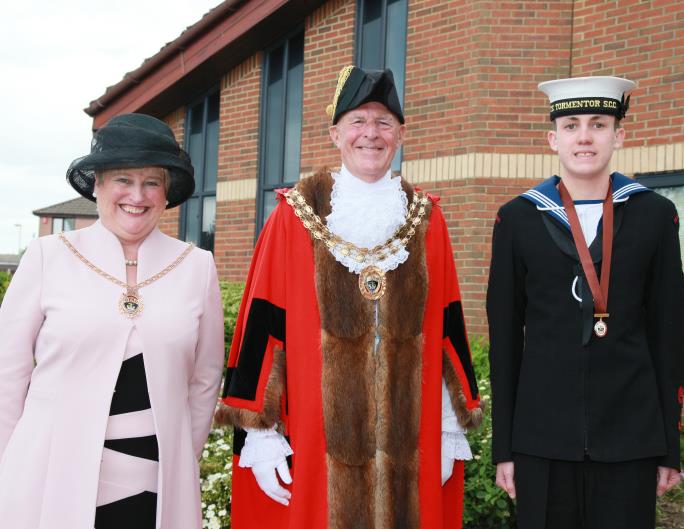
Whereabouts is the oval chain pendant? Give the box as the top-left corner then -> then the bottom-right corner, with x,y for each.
359,265 -> 387,301
119,290 -> 144,318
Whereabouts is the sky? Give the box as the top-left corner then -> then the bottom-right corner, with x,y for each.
0,0 -> 223,254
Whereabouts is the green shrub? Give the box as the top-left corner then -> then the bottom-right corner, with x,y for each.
200,427 -> 233,529
0,271 -> 11,306
463,339 -> 517,529
198,282 -> 244,529
220,282 -> 244,354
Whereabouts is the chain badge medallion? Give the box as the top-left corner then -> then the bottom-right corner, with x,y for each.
59,233 -> 193,320
119,289 -> 144,318
359,265 -> 386,300
285,185 -> 429,302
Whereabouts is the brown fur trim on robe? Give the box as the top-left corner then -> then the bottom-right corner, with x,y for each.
213,348 -> 286,429
443,353 -> 484,430
297,170 -> 429,529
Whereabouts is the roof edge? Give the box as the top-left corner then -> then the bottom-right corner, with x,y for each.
32,196 -> 99,217
84,0 -> 244,118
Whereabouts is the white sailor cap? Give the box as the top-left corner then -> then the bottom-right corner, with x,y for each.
538,76 -> 636,121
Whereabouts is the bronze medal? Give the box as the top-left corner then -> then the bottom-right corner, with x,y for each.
559,181 -> 614,340
593,318 -> 608,338
359,265 -> 386,300
119,290 -> 144,318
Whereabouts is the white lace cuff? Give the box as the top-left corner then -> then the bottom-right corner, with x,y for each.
238,427 -> 294,468
442,431 -> 473,461
442,378 -> 467,434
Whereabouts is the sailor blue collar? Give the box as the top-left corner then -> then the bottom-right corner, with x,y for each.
521,172 -> 650,228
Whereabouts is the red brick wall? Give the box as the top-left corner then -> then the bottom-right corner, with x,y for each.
37,217 -> 51,237
158,108 -> 185,237
404,0 -> 573,159
434,178 -> 539,337
214,56 -> 263,281
300,0 -> 356,173
218,199 -> 258,283
150,0 -> 684,337
571,0 -> 684,146
74,217 -> 97,230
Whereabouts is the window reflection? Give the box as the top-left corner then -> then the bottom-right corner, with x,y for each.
356,0 -> 407,172
257,30 -> 304,233
182,90 -> 219,252
52,218 -> 76,233
202,196 -> 216,251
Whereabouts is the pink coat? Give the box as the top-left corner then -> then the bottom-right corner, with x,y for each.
0,221 -> 225,529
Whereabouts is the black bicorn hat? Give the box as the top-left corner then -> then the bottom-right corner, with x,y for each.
326,66 -> 405,124
66,113 -> 195,209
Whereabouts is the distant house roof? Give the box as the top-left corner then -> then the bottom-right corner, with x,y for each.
0,253 -> 20,273
33,197 -> 98,218
0,254 -> 20,267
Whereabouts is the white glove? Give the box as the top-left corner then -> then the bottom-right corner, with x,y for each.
239,427 -> 294,506
251,458 -> 292,506
441,449 -> 455,485
441,378 -> 473,485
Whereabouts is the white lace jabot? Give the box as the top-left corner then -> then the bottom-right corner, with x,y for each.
326,165 -> 409,274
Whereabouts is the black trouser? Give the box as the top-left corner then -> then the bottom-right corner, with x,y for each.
514,453 -> 658,529
95,491 -> 157,529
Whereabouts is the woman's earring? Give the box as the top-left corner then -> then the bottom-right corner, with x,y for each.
92,190 -> 97,198
166,200 -> 170,206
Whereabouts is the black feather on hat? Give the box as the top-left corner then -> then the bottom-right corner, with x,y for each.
326,66 -> 404,124
66,113 -> 195,209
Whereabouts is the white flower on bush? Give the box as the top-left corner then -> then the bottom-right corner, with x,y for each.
201,472 -> 225,492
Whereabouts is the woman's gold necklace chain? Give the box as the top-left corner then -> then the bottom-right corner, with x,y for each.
58,233 -> 194,318
285,187 -> 429,300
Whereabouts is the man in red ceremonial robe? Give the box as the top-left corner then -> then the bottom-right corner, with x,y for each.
215,65 -> 482,529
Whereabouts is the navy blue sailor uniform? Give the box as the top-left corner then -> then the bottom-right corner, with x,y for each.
487,172 -> 683,471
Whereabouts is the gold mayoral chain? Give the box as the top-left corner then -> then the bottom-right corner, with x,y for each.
285,187 -> 429,301
59,234 -> 194,318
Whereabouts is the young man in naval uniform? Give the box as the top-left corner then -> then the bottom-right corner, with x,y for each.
215,66 -> 482,529
487,76 -> 683,529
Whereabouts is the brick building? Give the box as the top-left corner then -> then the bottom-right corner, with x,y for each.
85,0 -> 684,337
33,197 -> 98,237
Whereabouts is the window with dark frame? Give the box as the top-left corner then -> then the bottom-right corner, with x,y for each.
256,29 -> 305,234
180,90 -> 219,252
355,0 -> 408,172
635,170 -> 684,264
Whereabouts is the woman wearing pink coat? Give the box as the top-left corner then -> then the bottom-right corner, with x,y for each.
0,114 -> 225,529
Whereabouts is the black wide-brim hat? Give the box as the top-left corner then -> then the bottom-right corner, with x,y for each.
66,113 -> 195,209
327,66 -> 405,124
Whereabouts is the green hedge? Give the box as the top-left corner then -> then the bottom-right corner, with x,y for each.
201,282 -> 242,528
0,271 -> 11,306
463,339 -> 516,528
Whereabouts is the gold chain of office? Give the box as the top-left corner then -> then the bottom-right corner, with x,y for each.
59,233 -> 194,318
285,187 -> 429,300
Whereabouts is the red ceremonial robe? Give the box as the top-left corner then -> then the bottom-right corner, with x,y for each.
216,171 -> 481,529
